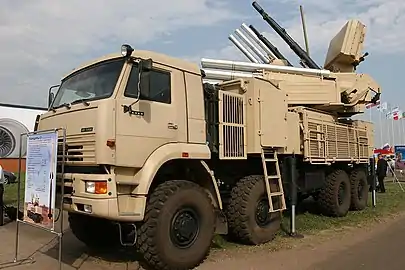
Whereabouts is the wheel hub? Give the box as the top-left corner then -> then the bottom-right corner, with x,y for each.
170,208 -> 200,248
255,197 -> 271,227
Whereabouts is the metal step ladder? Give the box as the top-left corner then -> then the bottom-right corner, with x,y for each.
260,148 -> 287,213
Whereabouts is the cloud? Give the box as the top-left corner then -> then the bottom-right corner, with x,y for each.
0,0 -> 241,107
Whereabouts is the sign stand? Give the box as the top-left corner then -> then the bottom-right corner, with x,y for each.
10,128 -> 66,270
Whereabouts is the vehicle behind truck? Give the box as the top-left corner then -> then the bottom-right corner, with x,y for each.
35,2 -> 379,269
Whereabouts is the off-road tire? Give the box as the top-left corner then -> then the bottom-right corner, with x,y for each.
225,175 -> 282,245
68,213 -> 118,249
136,180 -> 216,270
349,168 -> 368,211
317,169 -> 351,217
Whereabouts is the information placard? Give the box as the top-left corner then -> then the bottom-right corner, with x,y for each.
23,131 -> 58,231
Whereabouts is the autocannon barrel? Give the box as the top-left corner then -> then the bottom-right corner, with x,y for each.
252,1 -> 320,69
249,24 -> 292,66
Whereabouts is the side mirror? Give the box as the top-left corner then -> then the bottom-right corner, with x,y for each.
48,84 -> 60,109
48,92 -> 55,107
141,58 -> 153,71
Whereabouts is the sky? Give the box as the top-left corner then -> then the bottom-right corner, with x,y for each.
1,0 -> 404,146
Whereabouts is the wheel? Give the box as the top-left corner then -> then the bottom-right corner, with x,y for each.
68,213 -> 119,249
349,168 -> 368,211
225,175 -> 282,245
317,169 -> 351,217
137,180 -> 215,270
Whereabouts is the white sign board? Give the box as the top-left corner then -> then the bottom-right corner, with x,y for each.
23,131 -> 58,231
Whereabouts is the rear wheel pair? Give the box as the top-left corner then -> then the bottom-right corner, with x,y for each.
317,168 -> 368,217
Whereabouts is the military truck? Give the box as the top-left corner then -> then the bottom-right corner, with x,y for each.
34,2 -> 379,269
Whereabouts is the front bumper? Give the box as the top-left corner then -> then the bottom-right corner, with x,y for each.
57,173 -> 146,222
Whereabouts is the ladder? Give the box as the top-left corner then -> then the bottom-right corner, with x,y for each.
260,148 -> 287,213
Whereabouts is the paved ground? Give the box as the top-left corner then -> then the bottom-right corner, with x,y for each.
0,211 -> 404,270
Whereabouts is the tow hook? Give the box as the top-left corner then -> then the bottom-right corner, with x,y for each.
115,222 -> 137,247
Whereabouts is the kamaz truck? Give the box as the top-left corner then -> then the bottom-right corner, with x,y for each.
34,2 -> 379,269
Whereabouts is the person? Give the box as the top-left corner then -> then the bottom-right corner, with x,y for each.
0,165 -> 4,225
376,154 -> 388,193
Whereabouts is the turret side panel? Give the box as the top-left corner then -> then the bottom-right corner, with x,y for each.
278,79 -> 340,105
301,108 -> 371,163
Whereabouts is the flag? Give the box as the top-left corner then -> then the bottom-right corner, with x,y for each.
366,100 -> 381,109
393,110 -> 403,120
386,106 -> 399,119
377,102 -> 388,112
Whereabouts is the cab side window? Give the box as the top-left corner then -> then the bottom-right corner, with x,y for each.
124,65 -> 171,104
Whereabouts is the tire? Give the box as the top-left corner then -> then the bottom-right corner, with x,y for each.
137,180 -> 215,270
68,213 -> 119,249
349,168 -> 368,211
225,175 -> 282,245
317,169 -> 351,217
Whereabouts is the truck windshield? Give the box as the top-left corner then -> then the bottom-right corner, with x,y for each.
51,58 -> 125,108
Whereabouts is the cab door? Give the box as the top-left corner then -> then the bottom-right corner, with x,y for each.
115,62 -> 186,168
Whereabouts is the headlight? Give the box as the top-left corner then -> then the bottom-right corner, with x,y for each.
85,181 -> 108,194
121,44 -> 134,57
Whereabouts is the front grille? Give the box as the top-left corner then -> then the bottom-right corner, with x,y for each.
57,133 -> 96,165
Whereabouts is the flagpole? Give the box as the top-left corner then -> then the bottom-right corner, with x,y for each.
379,107 -> 383,146
392,116 -> 395,145
389,104 -> 395,146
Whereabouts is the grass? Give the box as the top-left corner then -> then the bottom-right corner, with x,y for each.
3,174 -> 25,206
4,174 -> 405,252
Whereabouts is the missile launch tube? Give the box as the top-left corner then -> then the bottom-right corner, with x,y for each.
201,58 -> 331,77
202,69 -> 256,81
240,23 -> 276,60
228,34 -> 260,63
234,29 -> 271,63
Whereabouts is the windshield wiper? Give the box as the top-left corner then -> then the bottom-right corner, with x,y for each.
52,103 -> 71,110
71,99 -> 90,106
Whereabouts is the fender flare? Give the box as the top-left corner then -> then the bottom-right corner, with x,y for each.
133,143 -> 222,209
